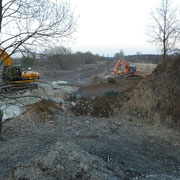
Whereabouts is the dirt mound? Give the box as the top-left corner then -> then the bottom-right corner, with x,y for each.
123,56 -> 180,128
93,75 -> 102,84
21,99 -> 62,123
11,141 -> 121,180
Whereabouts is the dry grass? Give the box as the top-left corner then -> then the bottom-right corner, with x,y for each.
133,63 -> 158,76
122,58 -> 180,129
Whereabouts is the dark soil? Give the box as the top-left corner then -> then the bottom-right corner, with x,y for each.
70,78 -> 141,118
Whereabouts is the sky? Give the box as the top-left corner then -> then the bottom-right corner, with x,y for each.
70,0 -> 180,56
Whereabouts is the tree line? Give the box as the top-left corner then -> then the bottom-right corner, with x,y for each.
18,46 -> 171,71
18,49 -> 107,70
0,0 -> 179,68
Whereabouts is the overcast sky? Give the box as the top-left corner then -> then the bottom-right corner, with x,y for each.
71,0 -> 180,56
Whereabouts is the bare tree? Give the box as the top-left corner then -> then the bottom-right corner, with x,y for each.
114,49 -> 125,60
147,0 -> 180,64
44,46 -> 72,56
0,0 -> 77,58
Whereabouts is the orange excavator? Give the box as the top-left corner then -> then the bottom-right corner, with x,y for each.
112,60 -> 140,76
0,48 -> 40,93
107,60 -> 141,82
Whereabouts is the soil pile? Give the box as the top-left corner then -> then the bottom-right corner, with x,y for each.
21,99 -> 62,123
123,56 -> 180,128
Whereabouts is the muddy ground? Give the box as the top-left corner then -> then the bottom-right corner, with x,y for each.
0,61 -> 180,180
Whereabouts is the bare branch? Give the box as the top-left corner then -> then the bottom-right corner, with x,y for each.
0,0 -> 77,57
147,0 -> 180,63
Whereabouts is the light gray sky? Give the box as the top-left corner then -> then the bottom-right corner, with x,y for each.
71,0 -> 180,56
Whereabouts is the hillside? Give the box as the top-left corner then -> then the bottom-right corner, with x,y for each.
122,56 -> 180,128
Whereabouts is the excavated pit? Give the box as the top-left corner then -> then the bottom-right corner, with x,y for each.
70,78 -> 141,118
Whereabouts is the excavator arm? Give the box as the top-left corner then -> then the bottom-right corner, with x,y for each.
0,48 -> 13,66
112,60 -> 130,75
112,60 -> 122,75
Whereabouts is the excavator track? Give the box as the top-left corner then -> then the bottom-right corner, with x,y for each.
124,74 -> 143,79
0,82 -> 38,94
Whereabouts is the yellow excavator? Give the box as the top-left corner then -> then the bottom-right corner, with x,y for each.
0,48 -> 40,93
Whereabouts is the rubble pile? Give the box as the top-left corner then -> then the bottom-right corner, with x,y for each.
71,96 -> 113,118
71,90 -> 126,118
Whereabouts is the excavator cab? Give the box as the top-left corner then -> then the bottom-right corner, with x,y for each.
2,65 -> 40,83
129,66 -> 137,74
2,66 -> 22,82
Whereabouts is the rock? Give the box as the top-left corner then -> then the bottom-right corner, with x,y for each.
71,101 -> 76,107
76,93 -> 82,99
1,104 -> 22,122
74,131 -> 81,136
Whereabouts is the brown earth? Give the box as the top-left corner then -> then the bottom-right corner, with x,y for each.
122,56 -> 180,129
21,99 -> 63,123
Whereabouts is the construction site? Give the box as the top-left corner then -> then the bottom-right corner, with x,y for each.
0,53 -> 180,180
1,0 -> 180,178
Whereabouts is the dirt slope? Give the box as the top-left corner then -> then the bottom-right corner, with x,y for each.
122,57 -> 180,128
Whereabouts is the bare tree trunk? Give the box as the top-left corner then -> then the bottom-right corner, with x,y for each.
163,41 -> 166,64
